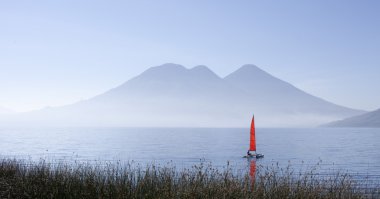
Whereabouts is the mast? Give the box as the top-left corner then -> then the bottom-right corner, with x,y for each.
249,115 -> 256,152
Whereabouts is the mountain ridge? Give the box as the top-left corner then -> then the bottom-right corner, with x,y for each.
323,108 -> 380,128
224,64 -> 362,114
0,63 -> 365,127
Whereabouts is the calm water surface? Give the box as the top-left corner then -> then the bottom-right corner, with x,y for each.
0,128 -> 379,177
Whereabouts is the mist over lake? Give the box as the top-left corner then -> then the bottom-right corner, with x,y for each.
1,127 -> 379,178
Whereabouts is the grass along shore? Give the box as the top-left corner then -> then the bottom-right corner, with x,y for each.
0,159 -> 378,198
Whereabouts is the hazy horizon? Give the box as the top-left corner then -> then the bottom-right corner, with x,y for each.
1,1 -> 380,112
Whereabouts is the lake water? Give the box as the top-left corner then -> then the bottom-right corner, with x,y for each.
0,127 -> 379,179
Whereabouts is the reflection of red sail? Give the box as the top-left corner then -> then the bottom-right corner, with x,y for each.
249,159 -> 257,187
249,159 -> 256,177
249,115 -> 256,151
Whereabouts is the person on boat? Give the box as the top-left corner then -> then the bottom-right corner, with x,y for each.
247,150 -> 252,156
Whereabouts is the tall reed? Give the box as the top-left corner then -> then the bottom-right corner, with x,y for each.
0,159 -> 378,198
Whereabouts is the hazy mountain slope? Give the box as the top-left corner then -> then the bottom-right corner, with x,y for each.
83,63 -> 252,126
324,108 -> 380,127
224,64 -> 363,118
6,64 -> 253,127
1,63 -> 365,127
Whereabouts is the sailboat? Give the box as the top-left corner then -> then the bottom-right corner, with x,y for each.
244,115 -> 264,158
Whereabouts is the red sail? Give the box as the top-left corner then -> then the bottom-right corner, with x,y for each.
249,115 -> 256,151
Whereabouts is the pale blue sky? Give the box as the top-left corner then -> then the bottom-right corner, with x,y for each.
1,0 -> 379,112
